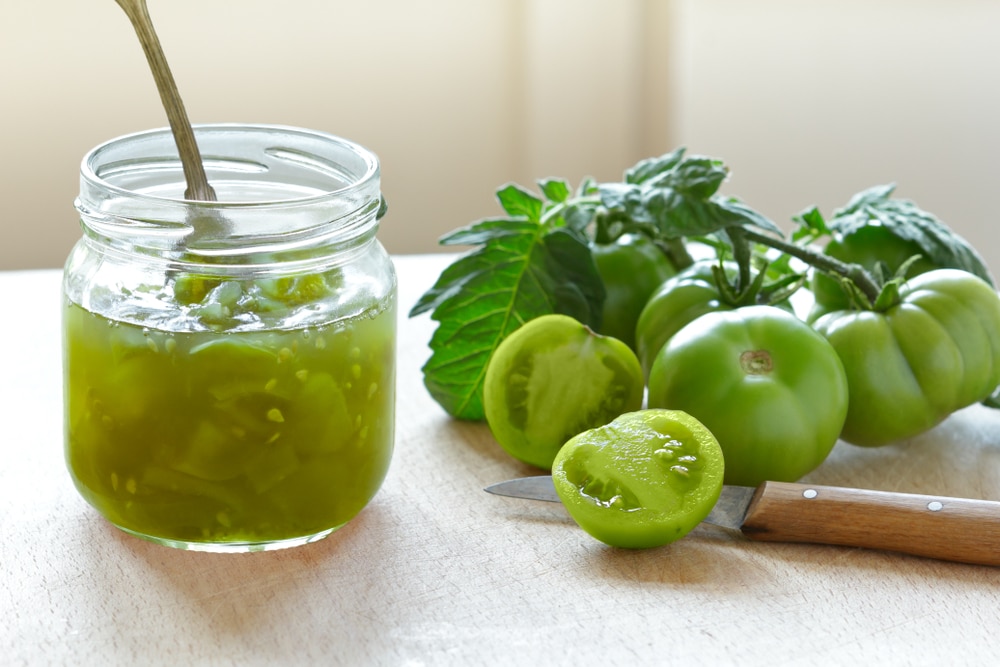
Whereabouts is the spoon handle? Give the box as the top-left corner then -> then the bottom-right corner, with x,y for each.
114,0 -> 216,201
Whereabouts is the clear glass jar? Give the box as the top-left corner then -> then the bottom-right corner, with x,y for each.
63,124 -> 396,552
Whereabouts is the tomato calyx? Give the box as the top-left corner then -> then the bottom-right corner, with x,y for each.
708,226 -> 804,309
709,260 -> 802,309
820,253 -> 926,313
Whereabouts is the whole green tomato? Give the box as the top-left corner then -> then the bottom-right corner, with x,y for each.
647,306 -> 848,487
592,234 -> 676,350
812,269 -> 1000,447
810,225 -> 949,319
634,261 -> 734,377
634,261 -> 794,378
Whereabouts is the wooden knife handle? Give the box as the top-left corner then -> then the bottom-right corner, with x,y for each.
739,481 -> 1000,567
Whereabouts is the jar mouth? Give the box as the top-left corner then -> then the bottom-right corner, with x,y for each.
80,124 -> 380,207
76,124 -> 383,259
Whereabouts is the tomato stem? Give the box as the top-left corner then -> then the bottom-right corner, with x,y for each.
656,238 -> 696,273
726,226 -> 754,294
740,227 -> 882,303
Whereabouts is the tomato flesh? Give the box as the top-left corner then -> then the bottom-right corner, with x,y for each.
552,409 -> 724,549
484,314 -> 644,469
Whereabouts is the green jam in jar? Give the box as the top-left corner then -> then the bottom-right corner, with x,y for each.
64,125 -> 396,551
64,291 -> 395,549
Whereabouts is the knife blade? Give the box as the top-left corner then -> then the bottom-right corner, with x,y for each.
485,476 -> 1000,567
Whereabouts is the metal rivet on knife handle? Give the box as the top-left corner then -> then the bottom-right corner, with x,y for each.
740,481 -> 1000,567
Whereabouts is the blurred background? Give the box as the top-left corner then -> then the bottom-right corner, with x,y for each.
3,0 -> 1000,272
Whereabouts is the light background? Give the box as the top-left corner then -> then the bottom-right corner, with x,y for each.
2,0 -> 1000,272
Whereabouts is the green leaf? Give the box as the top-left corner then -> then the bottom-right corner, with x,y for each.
541,227 -> 605,326
410,219 -> 539,317
625,147 -> 687,185
599,151 -> 778,241
538,178 -> 571,203
791,205 -> 830,240
834,184 -> 897,218
661,156 -> 729,198
828,185 -> 994,286
605,187 -> 780,239
872,279 -> 902,312
562,202 -> 599,234
436,218 -> 537,248
596,182 -> 640,213
712,197 -> 783,235
496,184 -> 544,222
411,217 -> 604,420
577,177 -> 599,196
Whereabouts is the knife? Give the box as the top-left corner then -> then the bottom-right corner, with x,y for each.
485,476 -> 1000,567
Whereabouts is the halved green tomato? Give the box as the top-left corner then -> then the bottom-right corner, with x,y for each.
552,409 -> 725,549
483,314 -> 644,469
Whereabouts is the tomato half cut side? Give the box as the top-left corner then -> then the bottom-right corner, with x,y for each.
551,409 -> 725,549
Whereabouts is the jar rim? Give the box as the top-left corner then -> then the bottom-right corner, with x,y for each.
79,123 -> 380,208
75,124 -> 384,261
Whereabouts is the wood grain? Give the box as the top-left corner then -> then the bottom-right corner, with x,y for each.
742,481 -> 1000,566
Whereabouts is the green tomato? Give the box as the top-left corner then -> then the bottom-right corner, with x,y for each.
552,409 -> 725,549
592,234 -> 676,350
634,261 -> 744,378
483,314 -> 645,469
812,268 -> 1000,447
647,306 -> 848,487
810,225 -> 944,319
635,261 -> 798,378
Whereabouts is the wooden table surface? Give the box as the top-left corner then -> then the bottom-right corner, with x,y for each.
3,254 -> 1000,666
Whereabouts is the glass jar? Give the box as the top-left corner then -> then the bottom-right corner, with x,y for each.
63,124 -> 396,552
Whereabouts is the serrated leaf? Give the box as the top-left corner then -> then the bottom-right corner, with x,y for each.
496,184 -> 544,221
713,197 -> 783,235
414,224 -> 603,420
409,219 -> 540,317
662,157 -> 729,198
612,188 -> 781,239
828,186 -> 994,286
437,218 -> 536,247
596,182 -> 639,212
600,150 -> 776,241
625,147 -> 687,185
833,184 -> 897,219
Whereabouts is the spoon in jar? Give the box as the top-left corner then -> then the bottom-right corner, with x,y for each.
113,0 -> 216,202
